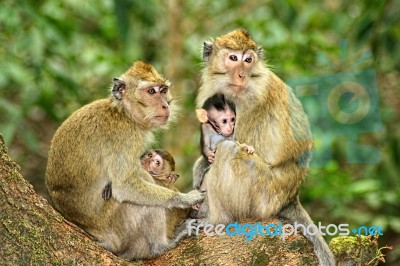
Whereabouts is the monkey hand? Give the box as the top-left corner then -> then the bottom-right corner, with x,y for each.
240,143 -> 255,154
207,151 -> 215,163
102,182 -> 112,201
177,190 -> 205,208
168,172 -> 179,184
192,203 -> 201,211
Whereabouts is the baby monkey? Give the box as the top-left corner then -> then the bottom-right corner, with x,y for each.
140,149 -> 179,188
102,149 -> 192,240
196,93 -> 254,188
102,149 -> 179,200
191,93 -> 254,218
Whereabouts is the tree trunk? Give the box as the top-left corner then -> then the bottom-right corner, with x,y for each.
0,134 -> 133,265
0,134 -> 383,265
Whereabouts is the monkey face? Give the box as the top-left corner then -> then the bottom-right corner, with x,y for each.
208,107 -> 235,137
141,151 -> 165,175
197,29 -> 267,108
112,61 -> 175,129
138,84 -> 171,126
140,150 -> 179,184
222,49 -> 258,92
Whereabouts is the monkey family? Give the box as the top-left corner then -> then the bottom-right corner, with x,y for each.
46,29 -> 335,265
46,61 -> 204,260
194,28 -> 335,265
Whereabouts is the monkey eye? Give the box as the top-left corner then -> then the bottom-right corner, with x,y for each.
147,153 -> 152,158
160,86 -> 168,94
155,160 -> 160,166
244,57 -> 252,63
229,55 -> 238,61
148,88 -> 156,94
231,117 -> 235,122
222,119 -> 227,124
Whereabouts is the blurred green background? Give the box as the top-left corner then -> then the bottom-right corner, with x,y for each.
1,0 -> 399,263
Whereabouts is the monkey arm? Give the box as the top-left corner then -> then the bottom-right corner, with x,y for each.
235,85 -> 312,169
269,89 -> 312,168
200,124 -> 211,155
111,168 -> 204,209
201,123 -> 217,162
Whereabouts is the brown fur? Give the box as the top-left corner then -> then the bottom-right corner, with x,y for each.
215,28 -> 257,52
194,29 -> 335,265
46,61 -> 203,260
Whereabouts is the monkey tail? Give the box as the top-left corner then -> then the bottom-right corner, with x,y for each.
279,197 -> 336,266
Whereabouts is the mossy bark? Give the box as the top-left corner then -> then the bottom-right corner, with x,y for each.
0,135 -> 132,265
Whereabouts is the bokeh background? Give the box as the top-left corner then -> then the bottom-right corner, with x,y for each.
1,0 -> 399,264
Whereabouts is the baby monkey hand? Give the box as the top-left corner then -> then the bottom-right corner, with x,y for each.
240,143 -> 254,154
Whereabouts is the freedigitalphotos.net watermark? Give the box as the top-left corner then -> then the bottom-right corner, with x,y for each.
187,220 -> 383,241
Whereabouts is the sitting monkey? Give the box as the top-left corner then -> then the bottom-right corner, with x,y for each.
102,149 -> 190,239
46,61 -> 204,260
191,93 -> 254,218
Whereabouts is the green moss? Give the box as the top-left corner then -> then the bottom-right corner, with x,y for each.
329,236 -> 380,265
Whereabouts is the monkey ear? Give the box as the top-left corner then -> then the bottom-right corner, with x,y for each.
112,78 -> 126,101
203,41 -> 213,62
256,46 -> 265,60
196,109 -> 208,123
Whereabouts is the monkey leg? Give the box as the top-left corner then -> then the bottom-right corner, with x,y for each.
95,202 -> 186,260
192,156 -> 210,189
279,197 -> 336,266
206,140 -> 258,224
206,140 -> 304,224
166,207 -> 191,239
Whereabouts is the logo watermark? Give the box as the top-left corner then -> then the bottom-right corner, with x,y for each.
286,40 -> 382,167
187,220 -> 383,241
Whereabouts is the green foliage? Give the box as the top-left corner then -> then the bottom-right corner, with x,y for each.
0,1 -> 399,259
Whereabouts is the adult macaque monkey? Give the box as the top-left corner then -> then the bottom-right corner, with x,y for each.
194,29 -> 335,265
46,61 -> 204,260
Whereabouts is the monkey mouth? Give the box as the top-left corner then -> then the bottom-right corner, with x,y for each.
229,84 -> 246,92
154,116 -> 169,123
221,133 -> 233,137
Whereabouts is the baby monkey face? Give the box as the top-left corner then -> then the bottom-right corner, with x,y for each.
140,150 -> 179,184
141,151 -> 167,175
208,107 -> 236,137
